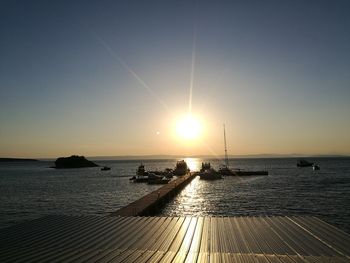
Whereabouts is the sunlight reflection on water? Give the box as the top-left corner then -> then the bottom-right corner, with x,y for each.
161,158 -> 350,233
1,158 -> 350,233
184,157 -> 201,172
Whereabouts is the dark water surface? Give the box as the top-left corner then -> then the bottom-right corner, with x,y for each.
161,157 -> 350,233
1,157 -> 349,233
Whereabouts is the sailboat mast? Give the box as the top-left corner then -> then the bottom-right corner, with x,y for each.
223,124 -> 229,168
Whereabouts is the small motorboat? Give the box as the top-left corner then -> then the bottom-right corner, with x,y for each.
137,163 -> 148,176
101,166 -> 111,171
297,159 -> 314,167
131,163 -> 149,182
163,168 -> 174,178
148,173 -> 170,184
148,169 -> 172,178
133,175 -> 149,183
132,164 -> 173,183
313,164 -> 320,170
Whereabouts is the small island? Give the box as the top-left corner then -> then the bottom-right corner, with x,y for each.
53,155 -> 99,169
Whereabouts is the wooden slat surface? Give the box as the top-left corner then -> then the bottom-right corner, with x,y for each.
0,216 -> 349,262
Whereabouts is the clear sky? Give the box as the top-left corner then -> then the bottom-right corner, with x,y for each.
1,0 -> 350,158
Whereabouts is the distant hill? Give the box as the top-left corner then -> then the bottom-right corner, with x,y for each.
0,158 -> 38,162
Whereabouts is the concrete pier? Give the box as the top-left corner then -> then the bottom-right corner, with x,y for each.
111,172 -> 197,216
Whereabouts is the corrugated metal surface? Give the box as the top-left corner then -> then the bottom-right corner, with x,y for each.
0,216 -> 349,262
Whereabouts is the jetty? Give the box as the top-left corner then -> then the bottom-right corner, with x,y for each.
112,172 -> 197,216
1,215 -> 349,262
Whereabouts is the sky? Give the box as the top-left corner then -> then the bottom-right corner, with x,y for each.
0,0 -> 350,158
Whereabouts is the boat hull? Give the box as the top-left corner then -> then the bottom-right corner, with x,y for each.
199,168 -> 223,180
219,168 -> 268,176
133,177 -> 149,183
199,174 -> 223,180
148,179 -> 170,184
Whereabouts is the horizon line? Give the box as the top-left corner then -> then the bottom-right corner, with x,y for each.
2,153 -> 348,161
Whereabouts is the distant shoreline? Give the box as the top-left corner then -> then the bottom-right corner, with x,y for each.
85,154 -> 350,160
1,155 -> 349,162
40,155 -> 350,161
0,158 -> 39,162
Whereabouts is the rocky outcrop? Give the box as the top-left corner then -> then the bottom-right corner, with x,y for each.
54,155 -> 98,169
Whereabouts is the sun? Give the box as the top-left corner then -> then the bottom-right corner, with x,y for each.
176,114 -> 202,140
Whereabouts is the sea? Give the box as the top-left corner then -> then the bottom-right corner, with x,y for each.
0,157 -> 350,234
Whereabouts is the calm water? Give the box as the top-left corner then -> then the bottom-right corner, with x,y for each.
1,158 -> 350,233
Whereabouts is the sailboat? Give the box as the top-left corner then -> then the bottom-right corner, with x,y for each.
218,124 -> 235,175
218,124 -> 268,176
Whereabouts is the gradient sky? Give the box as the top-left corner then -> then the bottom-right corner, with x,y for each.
1,0 -> 350,158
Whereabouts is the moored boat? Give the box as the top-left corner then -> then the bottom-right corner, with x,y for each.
132,163 -> 173,182
218,167 -> 268,176
131,163 -> 149,182
137,163 -> 148,176
199,168 -> 223,180
132,175 -> 149,183
148,173 -> 170,184
218,166 -> 235,175
173,160 -> 189,176
313,164 -> 320,170
101,166 -> 111,171
218,124 -> 235,176
219,124 -> 268,176
200,162 -> 211,172
148,169 -> 173,178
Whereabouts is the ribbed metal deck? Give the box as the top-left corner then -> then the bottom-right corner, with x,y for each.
0,216 -> 349,262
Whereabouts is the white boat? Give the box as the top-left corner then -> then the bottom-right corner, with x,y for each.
131,163 -> 173,182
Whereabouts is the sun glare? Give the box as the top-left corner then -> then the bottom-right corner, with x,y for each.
176,114 -> 201,140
